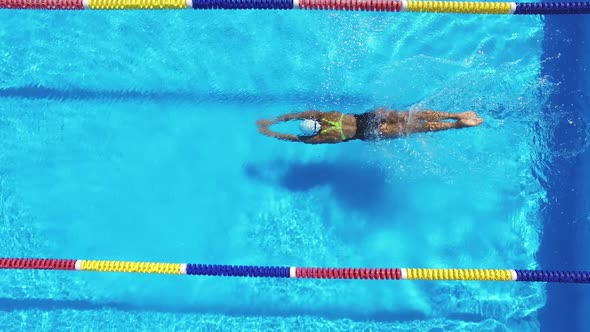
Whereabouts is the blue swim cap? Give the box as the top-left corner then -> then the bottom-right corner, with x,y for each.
300,119 -> 321,136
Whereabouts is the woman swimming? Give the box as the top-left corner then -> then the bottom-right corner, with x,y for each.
256,109 -> 483,144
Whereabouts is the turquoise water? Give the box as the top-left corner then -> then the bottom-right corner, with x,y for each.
0,9 -> 565,331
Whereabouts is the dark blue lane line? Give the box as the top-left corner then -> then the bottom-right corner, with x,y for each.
538,11 -> 590,332
0,297 -> 493,324
0,85 -> 371,106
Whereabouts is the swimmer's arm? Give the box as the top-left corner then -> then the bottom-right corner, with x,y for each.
274,110 -> 322,122
256,119 -> 302,142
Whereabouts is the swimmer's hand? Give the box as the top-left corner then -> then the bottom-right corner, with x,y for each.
257,119 -> 273,129
257,119 -> 275,136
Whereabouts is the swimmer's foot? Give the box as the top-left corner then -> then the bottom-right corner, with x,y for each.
456,111 -> 478,120
457,117 -> 483,128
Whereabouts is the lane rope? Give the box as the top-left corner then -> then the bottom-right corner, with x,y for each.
1,258 -> 588,283
0,0 -> 589,14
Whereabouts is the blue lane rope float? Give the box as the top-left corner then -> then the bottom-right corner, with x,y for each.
0,0 -> 589,14
514,1 -> 590,14
0,258 -> 589,283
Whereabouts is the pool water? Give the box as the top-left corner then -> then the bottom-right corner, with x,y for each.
0,8 -> 587,331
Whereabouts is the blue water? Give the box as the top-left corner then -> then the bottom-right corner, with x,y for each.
537,11 -> 590,331
0,8 -> 587,332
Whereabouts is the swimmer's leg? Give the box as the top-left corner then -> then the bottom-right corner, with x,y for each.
378,110 -> 482,137
409,110 -> 478,122
404,117 -> 483,134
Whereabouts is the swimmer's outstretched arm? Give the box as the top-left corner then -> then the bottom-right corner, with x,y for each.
256,119 -> 301,142
274,110 -> 323,122
256,110 -> 323,142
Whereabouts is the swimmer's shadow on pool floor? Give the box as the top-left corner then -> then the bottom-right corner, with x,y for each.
244,160 -> 400,218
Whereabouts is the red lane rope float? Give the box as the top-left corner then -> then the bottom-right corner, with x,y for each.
299,0 -> 402,11
0,0 -> 82,9
295,267 -> 403,279
0,258 -> 77,270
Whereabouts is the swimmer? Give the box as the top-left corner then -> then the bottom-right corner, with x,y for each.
256,109 -> 483,144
